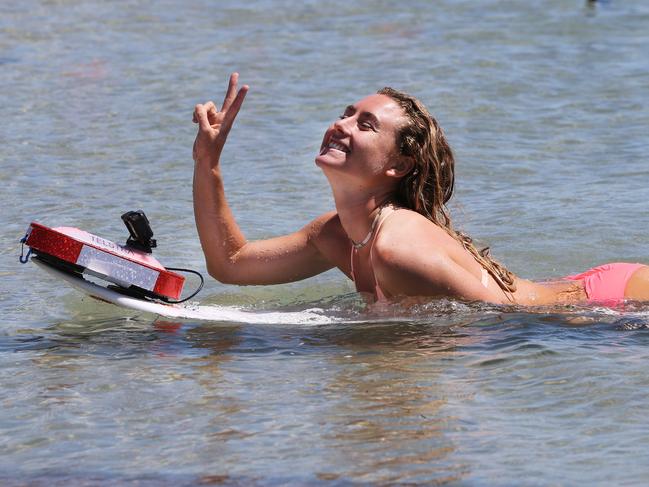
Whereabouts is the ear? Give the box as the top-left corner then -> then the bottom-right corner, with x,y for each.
385,156 -> 415,179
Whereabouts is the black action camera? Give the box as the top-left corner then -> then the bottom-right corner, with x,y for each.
121,210 -> 157,253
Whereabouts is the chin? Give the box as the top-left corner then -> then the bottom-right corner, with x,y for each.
315,150 -> 347,169
315,153 -> 336,169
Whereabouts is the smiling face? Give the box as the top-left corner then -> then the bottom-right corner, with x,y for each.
315,94 -> 408,185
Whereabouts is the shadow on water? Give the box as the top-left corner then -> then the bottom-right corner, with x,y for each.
2,316 -> 243,360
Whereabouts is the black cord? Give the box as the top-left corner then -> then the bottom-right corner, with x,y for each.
164,267 -> 204,303
19,235 -> 31,264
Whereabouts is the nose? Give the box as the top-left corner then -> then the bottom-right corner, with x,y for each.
332,116 -> 352,135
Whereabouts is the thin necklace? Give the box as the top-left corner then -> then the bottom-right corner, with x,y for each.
350,206 -> 386,250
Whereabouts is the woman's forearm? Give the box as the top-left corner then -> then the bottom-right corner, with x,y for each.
193,160 -> 248,282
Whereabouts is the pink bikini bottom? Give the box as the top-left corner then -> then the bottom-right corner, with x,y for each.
563,262 -> 645,304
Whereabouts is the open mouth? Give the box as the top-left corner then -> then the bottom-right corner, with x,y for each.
326,139 -> 349,153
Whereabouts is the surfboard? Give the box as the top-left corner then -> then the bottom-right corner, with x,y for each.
33,259 -> 336,324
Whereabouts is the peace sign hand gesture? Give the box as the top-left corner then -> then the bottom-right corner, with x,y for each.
193,72 -> 248,166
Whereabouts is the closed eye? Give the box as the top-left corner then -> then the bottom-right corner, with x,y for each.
340,105 -> 355,119
338,106 -> 378,131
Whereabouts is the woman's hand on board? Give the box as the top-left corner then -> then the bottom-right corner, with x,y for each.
192,72 -> 248,166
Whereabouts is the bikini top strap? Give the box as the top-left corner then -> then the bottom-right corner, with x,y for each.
350,242 -> 356,281
350,206 -> 398,282
368,207 -> 400,294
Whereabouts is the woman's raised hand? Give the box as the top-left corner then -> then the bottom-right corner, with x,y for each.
193,72 -> 248,166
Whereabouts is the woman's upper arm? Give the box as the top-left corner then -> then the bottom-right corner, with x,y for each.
213,212 -> 337,285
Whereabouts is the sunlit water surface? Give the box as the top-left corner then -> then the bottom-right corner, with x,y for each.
2,0 -> 649,484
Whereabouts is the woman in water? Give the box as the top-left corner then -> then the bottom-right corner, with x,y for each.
192,73 -> 649,306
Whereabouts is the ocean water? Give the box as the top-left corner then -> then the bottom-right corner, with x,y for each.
2,0 -> 649,484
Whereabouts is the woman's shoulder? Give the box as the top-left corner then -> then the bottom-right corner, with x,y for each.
307,211 -> 346,242
372,209 -> 451,263
377,208 -> 452,246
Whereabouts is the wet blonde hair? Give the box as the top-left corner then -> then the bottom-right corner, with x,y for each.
378,87 -> 517,297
